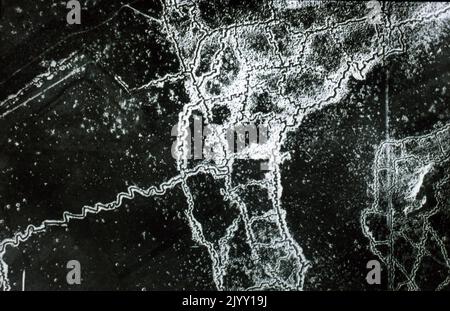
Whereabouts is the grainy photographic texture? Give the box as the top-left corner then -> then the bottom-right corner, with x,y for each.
0,0 -> 449,291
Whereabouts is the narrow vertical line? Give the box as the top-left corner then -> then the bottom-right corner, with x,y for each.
22,269 -> 25,291
386,67 -> 395,291
385,69 -> 390,140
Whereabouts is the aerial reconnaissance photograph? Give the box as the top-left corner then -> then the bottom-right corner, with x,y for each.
0,0 -> 449,299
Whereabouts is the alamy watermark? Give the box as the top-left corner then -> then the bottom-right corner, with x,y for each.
366,259 -> 381,285
66,0 -> 81,25
171,115 -> 271,170
66,259 -> 81,285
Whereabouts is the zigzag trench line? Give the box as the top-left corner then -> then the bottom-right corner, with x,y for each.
0,164 -> 228,291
